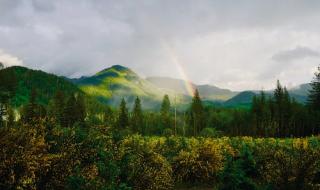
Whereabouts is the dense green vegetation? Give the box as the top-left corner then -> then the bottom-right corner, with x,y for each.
0,65 -> 320,189
0,66 -> 81,107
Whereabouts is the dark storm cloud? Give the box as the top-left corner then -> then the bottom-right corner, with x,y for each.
0,0 -> 320,90
272,46 -> 320,62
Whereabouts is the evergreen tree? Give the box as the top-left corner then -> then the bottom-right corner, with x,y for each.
308,66 -> 320,112
21,88 -> 38,125
0,68 -> 17,126
160,95 -> 172,129
52,90 -> 66,125
189,89 -> 205,136
307,65 -> 320,134
75,94 -> 86,124
273,80 -> 284,137
117,98 -> 129,129
131,97 -> 144,133
62,94 -> 77,127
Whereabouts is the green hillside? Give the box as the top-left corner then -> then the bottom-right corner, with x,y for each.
73,65 -> 190,109
146,76 -> 237,101
224,91 -> 256,108
0,66 -> 82,107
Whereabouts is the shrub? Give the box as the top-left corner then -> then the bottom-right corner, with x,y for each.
120,137 -> 173,189
172,139 -> 223,184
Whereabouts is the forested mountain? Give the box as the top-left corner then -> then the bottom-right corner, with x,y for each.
0,66 -> 81,107
0,65 -> 310,109
72,65 -> 190,109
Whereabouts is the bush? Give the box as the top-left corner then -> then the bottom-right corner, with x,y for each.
172,139 -> 223,184
120,145 -> 173,190
219,145 -> 258,190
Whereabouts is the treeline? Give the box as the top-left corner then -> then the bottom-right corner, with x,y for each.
0,66 -> 320,138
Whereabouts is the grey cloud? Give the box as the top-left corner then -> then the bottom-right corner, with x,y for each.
272,46 -> 320,62
0,0 -> 320,90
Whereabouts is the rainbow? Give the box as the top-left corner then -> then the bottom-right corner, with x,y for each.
161,41 -> 196,96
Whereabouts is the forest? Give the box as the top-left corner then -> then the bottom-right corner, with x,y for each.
0,65 -> 320,190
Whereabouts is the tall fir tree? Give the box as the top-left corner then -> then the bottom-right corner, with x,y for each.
273,80 -> 284,137
308,66 -> 320,112
21,88 -> 38,124
53,90 -> 66,126
131,96 -> 144,133
75,94 -> 86,124
307,65 -> 320,134
0,68 -> 17,126
117,98 -> 129,129
189,89 -> 205,136
62,94 -> 77,127
160,94 -> 172,129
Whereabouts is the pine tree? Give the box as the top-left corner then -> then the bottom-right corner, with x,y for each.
0,68 -> 17,126
117,98 -> 129,129
189,89 -> 205,136
75,94 -> 86,124
62,94 -> 77,127
53,90 -> 65,125
307,65 -> 320,134
273,80 -> 284,137
160,94 -> 171,129
308,66 -> 320,112
21,88 -> 38,125
131,96 -> 143,133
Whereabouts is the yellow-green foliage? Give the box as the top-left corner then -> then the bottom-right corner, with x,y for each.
120,135 -> 174,189
1,127 -> 320,190
119,135 -> 320,189
172,139 -> 225,184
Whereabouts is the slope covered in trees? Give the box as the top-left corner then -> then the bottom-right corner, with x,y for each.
73,65 -> 190,109
0,66 -> 81,107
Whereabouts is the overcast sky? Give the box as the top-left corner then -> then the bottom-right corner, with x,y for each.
0,0 -> 320,90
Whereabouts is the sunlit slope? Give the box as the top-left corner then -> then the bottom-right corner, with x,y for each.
73,65 -> 189,109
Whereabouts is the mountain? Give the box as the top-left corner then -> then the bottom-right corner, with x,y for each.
0,66 -> 81,107
146,77 -> 237,101
73,65 -> 189,109
223,84 -> 311,108
289,83 -> 310,97
224,91 -> 256,108
2,65 -> 309,109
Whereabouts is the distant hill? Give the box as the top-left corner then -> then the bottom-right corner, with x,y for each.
72,65 -> 189,109
0,66 -> 81,107
224,91 -> 256,108
146,77 -> 237,101
289,83 -> 311,97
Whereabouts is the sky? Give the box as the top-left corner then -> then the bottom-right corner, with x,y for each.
0,0 -> 320,91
